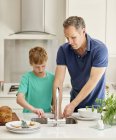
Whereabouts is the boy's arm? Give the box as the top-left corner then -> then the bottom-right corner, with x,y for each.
17,93 -> 44,117
17,93 -> 35,112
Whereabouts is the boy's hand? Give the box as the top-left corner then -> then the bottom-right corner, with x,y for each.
32,108 -> 45,118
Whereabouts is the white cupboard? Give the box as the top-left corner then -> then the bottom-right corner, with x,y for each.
106,0 -> 116,55
0,0 -> 20,36
106,0 -> 116,82
66,0 -> 106,43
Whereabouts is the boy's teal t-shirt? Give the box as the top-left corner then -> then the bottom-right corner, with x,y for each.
18,71 -> 54,113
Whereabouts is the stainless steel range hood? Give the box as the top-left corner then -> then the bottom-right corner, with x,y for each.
21,0 -> 57,35
5,0 -> 57,40
5,31 -> 55,40
21,0 -> 45,32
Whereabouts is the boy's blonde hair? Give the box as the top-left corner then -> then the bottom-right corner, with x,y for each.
29,46 -> 48,65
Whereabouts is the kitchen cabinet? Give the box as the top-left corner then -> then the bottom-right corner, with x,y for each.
0,0 -> 20,36
105,0 -> 116,83
66,0 -> 106,43
0,40 -> 4,81
106,0 -> 116,55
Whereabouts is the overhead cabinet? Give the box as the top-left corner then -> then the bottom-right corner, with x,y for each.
106,0 -> 116,55
0,0 -> 20,36
66,0 -> 106,43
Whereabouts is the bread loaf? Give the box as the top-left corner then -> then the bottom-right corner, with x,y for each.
0,106 -> 12,123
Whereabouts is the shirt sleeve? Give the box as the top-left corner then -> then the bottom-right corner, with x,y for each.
18,74 -> 29,95
92,46 -> 108,67
56,46 -> 66,65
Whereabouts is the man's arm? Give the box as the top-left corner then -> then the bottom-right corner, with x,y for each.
53,65 -> 66,118
63,66 -> 106,117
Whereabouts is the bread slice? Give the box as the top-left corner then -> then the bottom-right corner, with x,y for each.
0,106 -> 12,123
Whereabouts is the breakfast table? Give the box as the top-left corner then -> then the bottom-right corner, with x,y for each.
0,113 -> 116,140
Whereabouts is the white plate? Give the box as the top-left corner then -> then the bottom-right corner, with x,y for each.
78,108 -> 99,118
5,121 -> 40,133
6,127 -> 40,134
72,113 -> 100,121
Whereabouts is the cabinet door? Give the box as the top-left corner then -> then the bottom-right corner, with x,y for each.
0,40 -> 4,80
0,0 -> 20,35
21,0 -> 44,32
106,0 -> 116,83
66,0 -> 106,43
106,0 -> 116,55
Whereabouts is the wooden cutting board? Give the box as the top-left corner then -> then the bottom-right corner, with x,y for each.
0,112 -> 20,126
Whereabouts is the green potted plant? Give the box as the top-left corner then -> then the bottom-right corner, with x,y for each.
94,85 -> 116,125
86,85 -> 116,126
96,94 -> 116,125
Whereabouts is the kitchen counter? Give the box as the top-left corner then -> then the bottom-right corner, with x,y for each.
0,113 -> 116,140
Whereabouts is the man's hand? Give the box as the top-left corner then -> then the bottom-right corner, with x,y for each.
63,103 -> 75,118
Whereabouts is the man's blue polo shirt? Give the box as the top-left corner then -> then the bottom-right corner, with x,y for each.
56,34 -> 108,111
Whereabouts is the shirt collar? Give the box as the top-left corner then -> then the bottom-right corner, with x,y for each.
86,34 -> 91,52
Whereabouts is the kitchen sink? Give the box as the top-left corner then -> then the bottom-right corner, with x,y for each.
31,117 -> 78,124
31,117 -> 47,124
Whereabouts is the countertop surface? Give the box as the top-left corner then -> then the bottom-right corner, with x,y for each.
0,113 -> 116,140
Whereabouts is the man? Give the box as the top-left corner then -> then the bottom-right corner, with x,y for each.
53,16 -> 108,118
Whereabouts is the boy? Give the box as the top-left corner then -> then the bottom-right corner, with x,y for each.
17,46 -> 54,117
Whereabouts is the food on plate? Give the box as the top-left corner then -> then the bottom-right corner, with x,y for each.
10,124 -> 21,128
0,106 -> 12,123
10,121 -> 35,128
29,121 -> 36,126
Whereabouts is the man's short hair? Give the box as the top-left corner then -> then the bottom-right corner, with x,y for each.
63,16 -> 86,30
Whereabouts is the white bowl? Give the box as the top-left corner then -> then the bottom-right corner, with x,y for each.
78,108 -> 99,118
